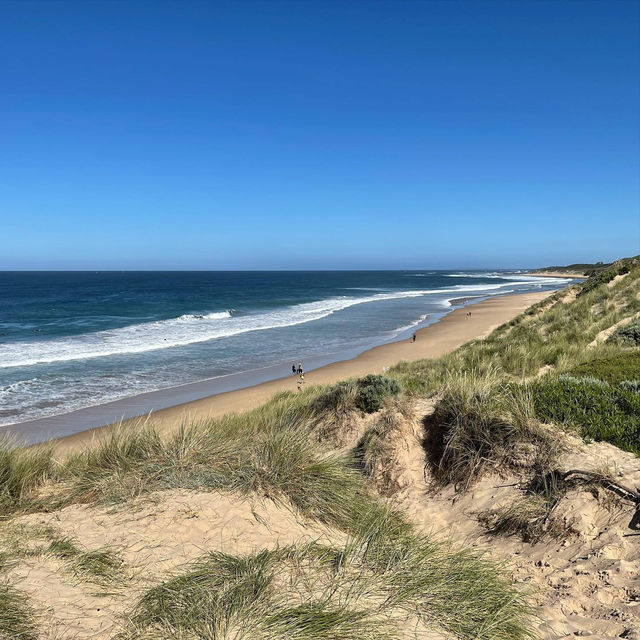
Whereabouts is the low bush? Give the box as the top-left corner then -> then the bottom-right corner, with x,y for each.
608,317 -> 640,346
355,375 -> 402,413
315,375 -> 402,415
531,377 -> 640,455
568,351 -> 640,385
620,380 -> 640,394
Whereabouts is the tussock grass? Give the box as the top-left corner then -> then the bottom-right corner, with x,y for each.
51,396 -> 389,534
122,509 -> 534,640
481,494 -> 569,543
45,536 -> 124,585
0,437 -> 53,515
0,523 -> 124,586
0,581 -> 37,640
425,371 -> 557,489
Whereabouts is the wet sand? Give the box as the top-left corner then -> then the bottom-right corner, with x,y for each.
48,290 -> 552,454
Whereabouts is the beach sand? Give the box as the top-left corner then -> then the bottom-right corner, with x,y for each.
526,271 -> 587,278
52,290 -> 551,454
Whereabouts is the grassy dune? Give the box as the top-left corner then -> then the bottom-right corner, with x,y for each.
0,258 -> 638,639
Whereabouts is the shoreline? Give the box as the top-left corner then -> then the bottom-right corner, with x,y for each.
525,270 -> 587,278
41,289 -> 554,454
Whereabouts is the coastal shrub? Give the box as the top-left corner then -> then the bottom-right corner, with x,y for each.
531,377 -> 640,455
0,438 -> 53,513
314,375 -> 402,415
568,351 -> 640,385
620,380 -> 640,394
355,375 -> 401,413
123,515 -> 534,640
0,582 -> 37,640
607,317 -> 640,346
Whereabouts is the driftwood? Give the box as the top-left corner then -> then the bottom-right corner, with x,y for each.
560,469 -> 640,505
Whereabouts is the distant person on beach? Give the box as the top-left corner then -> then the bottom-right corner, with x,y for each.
412,333 -> 416,342
292,364 -> 296,375
298,362 -> 303,374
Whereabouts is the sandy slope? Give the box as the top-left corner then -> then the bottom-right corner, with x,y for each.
368,400 -> 640,640
7,397 -> 637,639
5,493 -> 344,638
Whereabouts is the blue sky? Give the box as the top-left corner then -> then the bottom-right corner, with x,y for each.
1,0 -> 638,269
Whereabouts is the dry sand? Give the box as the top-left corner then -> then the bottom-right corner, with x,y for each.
53,290 -> 551,454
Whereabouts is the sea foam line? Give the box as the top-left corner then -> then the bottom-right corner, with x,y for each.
0,282 -> 530,369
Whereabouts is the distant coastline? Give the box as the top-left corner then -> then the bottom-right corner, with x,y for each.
525,270 -> 588,278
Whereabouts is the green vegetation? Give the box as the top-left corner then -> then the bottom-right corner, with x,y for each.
531,261 -> 612,275
568,351 -> 640,385
577,256 -> 636,297
0,524 -> 124,587
46,536 -> 124,585
0,582 -> 37,640
426,373 -> 557,488
122,512 -> 534,640
313,374 -> 401,416
608,317 -> 640,346
531,376 -> 640,455
0,439 -> 53,514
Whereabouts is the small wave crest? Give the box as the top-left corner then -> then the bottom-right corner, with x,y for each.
0,281 -> 543,369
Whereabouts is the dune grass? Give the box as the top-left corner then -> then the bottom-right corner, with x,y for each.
424,371 -> 558,489
0,581 -> 37,640
391,259 -> 640,396
121,509 -> 534,640
0,438 -> 54,515
45,536 -> 124,585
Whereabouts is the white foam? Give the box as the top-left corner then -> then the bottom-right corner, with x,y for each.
447,273 -> 572,285
0,281 -> 545,369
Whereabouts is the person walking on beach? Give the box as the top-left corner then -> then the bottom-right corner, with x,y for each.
292,364 -> 296,375
298,362 -> 303,374
412,333 -> 416,343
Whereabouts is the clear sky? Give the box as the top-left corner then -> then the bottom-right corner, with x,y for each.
1,0 -> 638,270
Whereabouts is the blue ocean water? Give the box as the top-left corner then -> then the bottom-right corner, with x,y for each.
0,271 -> 571,427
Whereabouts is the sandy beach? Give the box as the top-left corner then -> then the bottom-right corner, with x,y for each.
51,290 -> 551,454
526,270 -> 588,278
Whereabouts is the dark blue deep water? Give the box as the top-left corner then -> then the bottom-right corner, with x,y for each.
0,270 -> 572,426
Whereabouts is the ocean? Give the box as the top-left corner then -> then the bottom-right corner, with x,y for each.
0,270 -> 572,434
